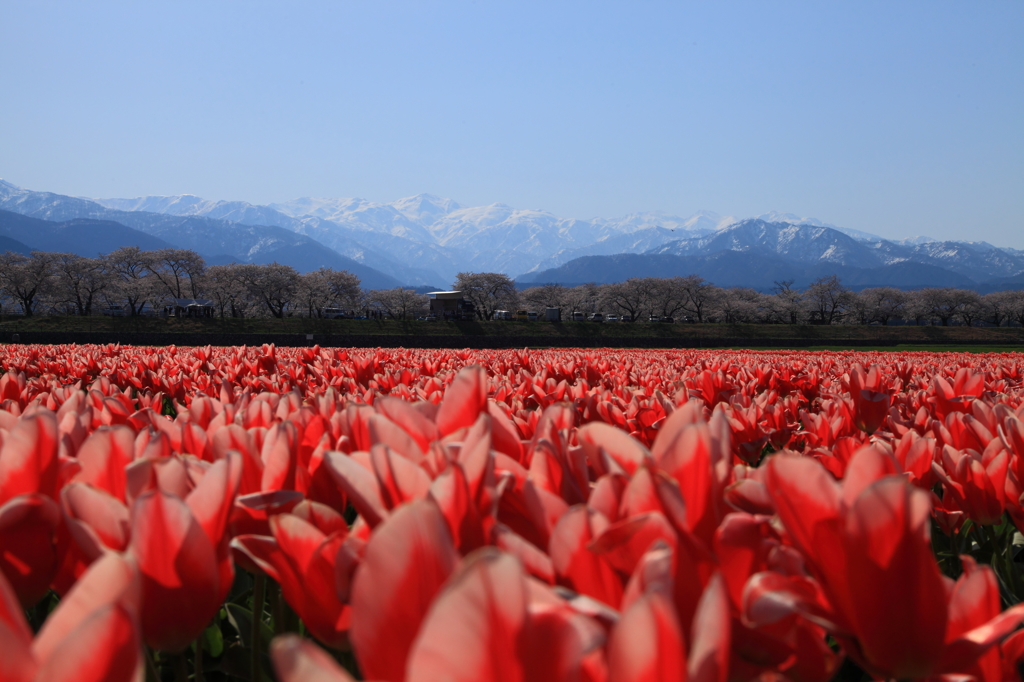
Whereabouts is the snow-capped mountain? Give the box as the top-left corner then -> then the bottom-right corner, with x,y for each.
4,178 -> 1023,289
648,219 -> 1024,283
97,188 -> 724,283
97,194 -> 304,231
652,220 -> 897,270
754,212 -> 886,242
0,180 -> 402,289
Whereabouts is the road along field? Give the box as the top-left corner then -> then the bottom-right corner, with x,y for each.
2,343 -> 1024,680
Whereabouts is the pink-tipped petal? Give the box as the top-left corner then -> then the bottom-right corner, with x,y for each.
271,634 -> 357,682
687,572 -> 730,682
33,604 -> 141,682
406,549 -> 528,682
607,589 -> 686,682
351,499 -> 459,682
435,366 -> 488,437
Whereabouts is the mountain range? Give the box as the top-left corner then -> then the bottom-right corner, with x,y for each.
1,178 -> 1022,292
523,220 -> 1024,292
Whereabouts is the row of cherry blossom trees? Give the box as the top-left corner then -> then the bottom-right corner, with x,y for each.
3,249 -> 1024,325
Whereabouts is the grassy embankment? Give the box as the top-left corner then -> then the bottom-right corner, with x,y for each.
1,315 -> 1023,352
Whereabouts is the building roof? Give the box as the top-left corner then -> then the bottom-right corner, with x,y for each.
172,298 -> 215,307
426,291 -> 463,299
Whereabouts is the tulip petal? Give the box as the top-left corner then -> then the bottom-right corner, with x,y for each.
376,397 -> 441,453
578,422 -> 649,476
607,589 -> 686,682
764,454 -> 852,618
351,499 -> 459,682
368,414 -> 425,463
589,511 -> 677,576
436,366 -> 488,437
61,483 -> 132,559
0,493 -> 61,607
549,505 -> 622,608
844,478 -> 947,679
33,604 -> 141,682
324,451 -> 389,528
406,548 -> 527,682
0,412 -> 59,503
130,489 -> 220,652
185,452 -> 241,548
271,634 -> 356,682
368,444 -> 432,510
33,552 -> 139,662
0,569 -> 34,682
941,602 -> 1024,673
73,426 -> 135,501
687,572 -> 730,682
840,445 -> 899,510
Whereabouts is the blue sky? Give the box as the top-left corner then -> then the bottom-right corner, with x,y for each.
1,1 -> 1021,245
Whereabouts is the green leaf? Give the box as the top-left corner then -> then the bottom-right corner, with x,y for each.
224,603 -> 274,649
203,620 -> 225,658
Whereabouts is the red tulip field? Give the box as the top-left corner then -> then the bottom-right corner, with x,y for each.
4,343 -> 1024,682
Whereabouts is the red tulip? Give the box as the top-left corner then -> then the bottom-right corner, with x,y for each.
129,452 -> 240,651
848,364 -> 890,434
0,412 -> 62,606
350,498 -> 458,681
608,567 -> 730,682
404,549 -> 603,682
934,443 -> 1009,525
57,482 -> 131,583
0,552 -> 142,682
754,448 -> 1024,678
232,500 -> 357,649
549,504 -> 623,608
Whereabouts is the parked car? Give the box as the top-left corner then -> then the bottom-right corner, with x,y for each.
572,311 -> 586,321
322,308 -> 347,319
649,315 -> 661,322
493,310 -> 513,320
589,313 -> 604,322
606,314 -> 619,322
515,310 -> 529,321
527,311 -> 539,321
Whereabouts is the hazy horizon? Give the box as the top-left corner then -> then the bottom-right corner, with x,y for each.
1,1 -> 1021,246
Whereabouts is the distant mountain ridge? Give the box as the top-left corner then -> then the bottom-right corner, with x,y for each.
92,187 -> 736,282
646,220 -> 1024,282
2,179 -> 1022,291
0,181 -> 402,289
0,209 -> 176,255
523,219 -> 1024,292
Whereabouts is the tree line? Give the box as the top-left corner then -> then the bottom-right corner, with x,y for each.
0,248 -> 374,319
459,272 -> 1024,327
3,249 -> 1024,326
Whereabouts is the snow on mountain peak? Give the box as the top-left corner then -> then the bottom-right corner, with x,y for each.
755,211 -> 835,228
389,193 -> 460,226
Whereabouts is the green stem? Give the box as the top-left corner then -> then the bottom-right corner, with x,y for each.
1003,525 -> 1021,603
252,572 -> 266,682
173,652 -> 189,682
270,580 -> 285,636
194,638 -> 204,682
145,648 -> 161,682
